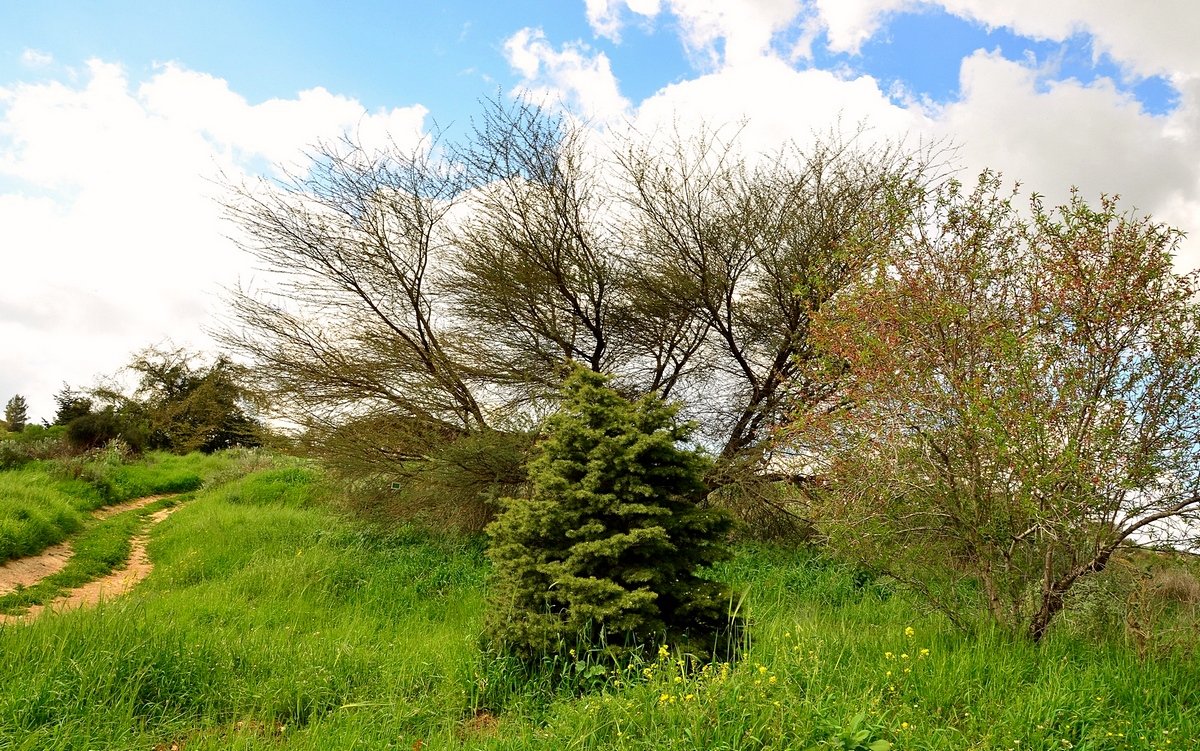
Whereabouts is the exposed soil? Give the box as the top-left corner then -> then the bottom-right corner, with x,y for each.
0,541 -> 73,597
0,495 -> 180,624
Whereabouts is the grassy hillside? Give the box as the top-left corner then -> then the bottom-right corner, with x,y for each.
0,465 -> 1196,750
0,449 -> 265,564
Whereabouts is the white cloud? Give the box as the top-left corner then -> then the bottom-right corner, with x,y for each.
19,49 -> 53,68
633,55 -> 926,155
934,50 -> 1200,269
585,0 -> 663,42
583,0 -> 805,68
504,28 -> 631,122
0,60 -> 428,420
938,0 -> 1200,79
816,0 -> 918,54
664,0 -> 805,67
809,0 -> 1200,80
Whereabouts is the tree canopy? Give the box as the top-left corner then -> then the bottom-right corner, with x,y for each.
3,395 -> 28,433
801,173 -> 1200,639
220,99 -> 927,525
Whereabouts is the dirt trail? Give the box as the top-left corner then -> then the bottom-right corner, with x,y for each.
0,494 -> 178,622
0,542 -> 74,597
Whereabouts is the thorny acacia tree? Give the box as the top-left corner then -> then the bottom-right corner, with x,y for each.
802,172 -> 1200,640
222,98 -> 926,527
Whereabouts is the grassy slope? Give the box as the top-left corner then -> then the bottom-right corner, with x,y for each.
0,450 -> 258,563
0,467 -> 1196,750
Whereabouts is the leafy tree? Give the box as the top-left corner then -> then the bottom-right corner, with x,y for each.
90,347 -> 264,454
802,173 -> 1200,640
53,385 -> 93,425
4,395 -> 29,432
65,406 -> 145,452
485,367 -> 737,659
125,347 -> 264,453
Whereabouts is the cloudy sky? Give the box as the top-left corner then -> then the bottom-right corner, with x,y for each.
2,0 -> 1199,422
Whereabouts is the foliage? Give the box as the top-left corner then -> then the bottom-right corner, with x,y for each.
52,385 -> 93,426
802,172 -> 1200,640
4,394 -> 29,432
485,367 -> 737,661
0,425 -> 69,469
220,99 -> 929,531
93,347 -> 265,454
64,407 -> 147,452
806,712 -> 892,751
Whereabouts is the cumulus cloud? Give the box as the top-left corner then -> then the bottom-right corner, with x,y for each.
815,0 -> 917,54
632,55 -> 927,155
934,50 -> 1200,268
504,28 -> 631,121
809,0 -> 1200,80
937,0 -> 1200,79
0,60 -> 428,420
585,0 -> 663,42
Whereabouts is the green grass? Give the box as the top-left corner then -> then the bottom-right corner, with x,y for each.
0,466 -> 99,561
0,448 -> 268,563
0,466 -> 1196,750
0,495 -> 183,614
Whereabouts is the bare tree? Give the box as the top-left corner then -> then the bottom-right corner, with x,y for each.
221,99 -> 928,530
617,127 -> 926,476
222,133 -> 486,462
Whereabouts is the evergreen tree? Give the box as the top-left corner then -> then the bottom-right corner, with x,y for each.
4,395 -> 28,432
485,367 -> 737,660
53,385 -> 93,425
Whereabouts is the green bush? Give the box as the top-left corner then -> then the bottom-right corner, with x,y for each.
0,426 -> 70,469
485,368 -> 738,662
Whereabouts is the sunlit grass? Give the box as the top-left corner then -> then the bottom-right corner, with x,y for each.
0,448 -> 269,563
0,464 -> 1196,750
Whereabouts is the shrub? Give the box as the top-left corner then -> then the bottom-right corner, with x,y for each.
485,368 -> 738,662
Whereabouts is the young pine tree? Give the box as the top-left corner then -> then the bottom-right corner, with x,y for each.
485,367 -> 737,660
4,395 -> 29,433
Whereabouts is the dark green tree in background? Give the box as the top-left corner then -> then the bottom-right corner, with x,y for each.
52,385 -> 93,426
4,395 -> 29,432
124,348 -> 264,453
82,347 -> 264,454
485,367 -> 737,660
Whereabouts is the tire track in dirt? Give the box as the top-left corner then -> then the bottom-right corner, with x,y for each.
0,494 -> 180,622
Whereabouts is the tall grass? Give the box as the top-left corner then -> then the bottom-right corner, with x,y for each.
0,467 -> 99,561
0,466 -> 1196,750
0,448 -> 268,563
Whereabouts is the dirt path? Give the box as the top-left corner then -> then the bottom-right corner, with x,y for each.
0,494 -> 179,622
0,541 -> 74,597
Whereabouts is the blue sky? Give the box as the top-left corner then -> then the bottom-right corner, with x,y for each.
2,0 -> 1199,420
1,1 -> 1179,125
